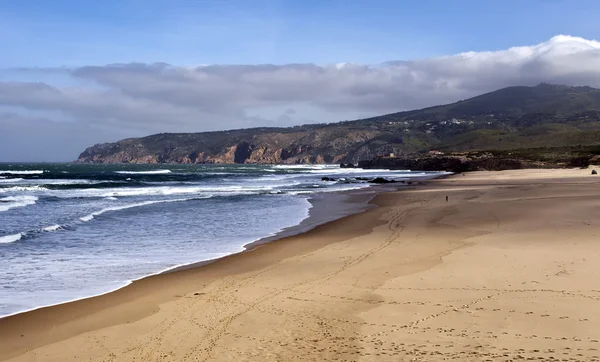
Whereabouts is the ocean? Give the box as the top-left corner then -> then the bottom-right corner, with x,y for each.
0,163 -> 444,317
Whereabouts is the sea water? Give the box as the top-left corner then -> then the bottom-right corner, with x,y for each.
0,163 -> 443,317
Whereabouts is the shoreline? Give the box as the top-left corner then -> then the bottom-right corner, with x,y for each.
0,174 -> 436,320
0,180 -> 414,360
0,177 -> 429,320
5,168 -> 598,361
0,186 -> 370,319
164,185 -> 386,274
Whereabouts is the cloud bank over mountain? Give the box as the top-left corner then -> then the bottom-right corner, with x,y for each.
1,35 -> 599,161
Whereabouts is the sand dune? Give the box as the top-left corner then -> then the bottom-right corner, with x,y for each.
2,168 -> 600,361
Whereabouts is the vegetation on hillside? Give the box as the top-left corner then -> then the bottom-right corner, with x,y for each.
78,83 -> 600,164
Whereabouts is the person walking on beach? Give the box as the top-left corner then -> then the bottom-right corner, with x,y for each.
446,195 -> 448,202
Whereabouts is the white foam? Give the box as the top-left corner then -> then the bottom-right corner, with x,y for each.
1,179 -> 96,186
79,197 -> 202,222
309,168 -> 394,174
42,225 -> 62,232
0,195 -> 38,212
115,170 -> 172,175
0,186 -> 47,192
0,178 -> 24,183
287,184 -> 368,195
99,186 -> 204,198
97,184 -> 280,198
0,233 -> 22,244
272,164 -> 332,170
0,170 -> 44,175
0,184 -> 277,200
35,179 -> 96,185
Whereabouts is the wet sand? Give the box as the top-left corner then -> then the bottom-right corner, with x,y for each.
2,168 -> 600,361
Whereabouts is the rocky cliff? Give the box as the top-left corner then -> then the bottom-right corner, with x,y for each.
77,128 -> 393,164
77,83 -> 600,164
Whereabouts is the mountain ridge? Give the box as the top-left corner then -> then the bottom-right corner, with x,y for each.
77,83 -> 600,164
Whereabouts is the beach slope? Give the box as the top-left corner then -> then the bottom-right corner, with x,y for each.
2,169 -> 600,361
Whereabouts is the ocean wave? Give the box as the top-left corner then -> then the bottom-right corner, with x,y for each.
0,224 -> 65,245
271,165 -> 333,170
0,170 -> 44,175
114,170 -> 172,175
0,179 -> 99,188
0,233 -> 22,244
97,184 -> 283,198
79,197 -> 205,222
308,168 -> 392,174
0,195 -> 38,212
42,181 -> 132,190
1,184 -> 278,199
287,184 -> 367,195
99,186 -> 206,198
0,178 -> 24,183
0,185 -> 48,192
42,224 -> 63,232
35,179 -> 97,185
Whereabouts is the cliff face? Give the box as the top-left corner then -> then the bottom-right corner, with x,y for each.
77,128 -> 405,164
77,84 -> 600,164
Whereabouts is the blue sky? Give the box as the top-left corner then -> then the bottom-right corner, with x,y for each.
2,0 -> 599,67
1,0 -> 600,161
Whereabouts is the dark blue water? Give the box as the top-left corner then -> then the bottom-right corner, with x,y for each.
0,163 -> 442,317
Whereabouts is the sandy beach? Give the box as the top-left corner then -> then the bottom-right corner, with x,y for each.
2,168 -> 600,361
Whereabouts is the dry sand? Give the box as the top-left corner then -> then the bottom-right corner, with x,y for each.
2,168 -> 600,361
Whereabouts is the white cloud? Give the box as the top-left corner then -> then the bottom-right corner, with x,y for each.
1,35 -> 600,160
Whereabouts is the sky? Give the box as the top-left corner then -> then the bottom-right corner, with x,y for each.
1,0 -> 600,161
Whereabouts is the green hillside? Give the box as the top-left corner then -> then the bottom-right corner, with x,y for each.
77,83 -> 600,164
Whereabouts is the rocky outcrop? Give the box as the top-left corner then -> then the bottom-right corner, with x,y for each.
76,130 -> 404,164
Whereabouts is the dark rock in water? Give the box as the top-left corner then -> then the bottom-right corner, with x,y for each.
354,177 -> 370,181
369,177 -> 396,184
321,177 -> 337,181
340,163 -> 355,168
592,170 -> 598,175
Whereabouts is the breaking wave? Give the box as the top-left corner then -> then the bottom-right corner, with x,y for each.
0,195 -> 38,212
0,170 -> 44,175
0,178 -> 24,183
79,197 -> 205,222
42,224 -> 63,232
114,170 -> 172,175
0,233 -> 22,244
